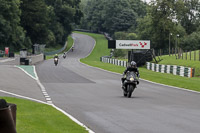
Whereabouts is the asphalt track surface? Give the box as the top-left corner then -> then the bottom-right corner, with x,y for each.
0,57 -> 45,101
0,33 -> 200,133
35,33 -> 200,133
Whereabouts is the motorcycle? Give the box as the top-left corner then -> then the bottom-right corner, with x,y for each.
122,71 -> 139,98
54,57 -> 58,66
63,54 -> 66,59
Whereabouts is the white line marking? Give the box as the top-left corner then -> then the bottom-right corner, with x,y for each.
0,90 -> 48,105
15,65 -> 37,80
46,98 -> 51,101
33,65 -> 39,80
52,104 -> 95,133
12,50 -> 95,133
0,89 -> 95,133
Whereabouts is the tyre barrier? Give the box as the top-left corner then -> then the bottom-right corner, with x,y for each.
100,57 -> 128,67
146,62 -> 195,78
0,99 -> 17,133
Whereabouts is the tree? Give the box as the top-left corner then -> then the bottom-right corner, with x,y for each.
80,0 -> 146,34
20,0 -> 49,45
135,0 -> 189,49
0,0 -> 25,51
129,0 -> 147,17
103,0 -> 137,34
180,31 -> 200,50
177,0 -> 200,34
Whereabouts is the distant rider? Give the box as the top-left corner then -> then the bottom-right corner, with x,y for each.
54,54 -> 59,65
63,52 -> 66,58
121,61 -> 140,88
54,54 -> 59,59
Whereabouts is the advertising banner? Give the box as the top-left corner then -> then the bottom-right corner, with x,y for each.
116,40 -> 150,49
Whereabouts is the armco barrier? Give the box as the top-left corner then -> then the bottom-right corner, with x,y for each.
147,62 -> 194,78
27,53 -> 44,65
100,57 -> 128,67
44,41 -> 67,56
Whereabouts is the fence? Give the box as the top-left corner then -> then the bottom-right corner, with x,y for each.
101,57 -> 195,78
155,48 -> 200,61
146,62 -> 194,78
44,42 -> 67,56
100,56 -> 128,67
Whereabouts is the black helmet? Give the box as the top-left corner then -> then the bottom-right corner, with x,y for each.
130,61 -> 136,68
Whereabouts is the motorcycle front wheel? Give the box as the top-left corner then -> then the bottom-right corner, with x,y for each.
127,85 -> 135,98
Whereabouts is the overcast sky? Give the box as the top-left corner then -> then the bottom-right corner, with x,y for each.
142,0 -> 151,3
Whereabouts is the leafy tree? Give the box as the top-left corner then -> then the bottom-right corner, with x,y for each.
80,0 -> 146,34
80,0 -> 106,32
103,0 -> 137,34
177,0 -> 200,34
135,0 -> 189,49
114,32 -> 128,40
114,32 -> 138,40
52,0 -> 83,42
0,0 -> 25,51
20,0 -> 49,45
129,0 -> 147,17
127,33 -> 138,40
180,31 -> 200,50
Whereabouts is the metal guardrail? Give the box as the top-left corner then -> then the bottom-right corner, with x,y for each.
44,42 -> 67,56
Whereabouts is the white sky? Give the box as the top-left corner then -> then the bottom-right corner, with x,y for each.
142,0 -> 151,3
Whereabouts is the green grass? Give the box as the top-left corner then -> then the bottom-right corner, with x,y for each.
45,45 -> 63,52
65,36 -> 73,52
74,31 -> 110,64
181,50 -> 200,61
156,54 -> 200,77
75,31 -> 200,92
1,97 -> 88,133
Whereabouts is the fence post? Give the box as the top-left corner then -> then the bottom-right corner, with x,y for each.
190,51 -> 191,60
160,49 -> 162,56
199,50 -> 200,61
194,50 -> 196,61
182,49 -> 183,59
186,51 -> 187,60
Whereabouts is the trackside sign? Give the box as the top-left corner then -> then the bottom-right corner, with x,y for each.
116,40 -> 150,49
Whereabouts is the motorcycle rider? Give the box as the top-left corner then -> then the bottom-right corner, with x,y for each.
63,52 -> 66,58
54,54 -> 59,59
54,54 -> 59,64
121,61 -> 139,88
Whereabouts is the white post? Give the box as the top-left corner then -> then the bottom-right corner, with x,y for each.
173,65 -> 177,75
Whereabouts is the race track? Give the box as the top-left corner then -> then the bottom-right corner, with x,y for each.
36,33 -> 200,133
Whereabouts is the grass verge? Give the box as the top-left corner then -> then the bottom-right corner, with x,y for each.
1,97 -> 88,133
75,31 -> 200,92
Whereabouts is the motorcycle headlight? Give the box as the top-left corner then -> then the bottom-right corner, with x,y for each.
130,77 -> 134,81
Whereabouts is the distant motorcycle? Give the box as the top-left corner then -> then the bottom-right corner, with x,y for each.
54,57 -> 58,66
63,53 -> 66,59
122,71 -> 139,98
71,46 -> 74,52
